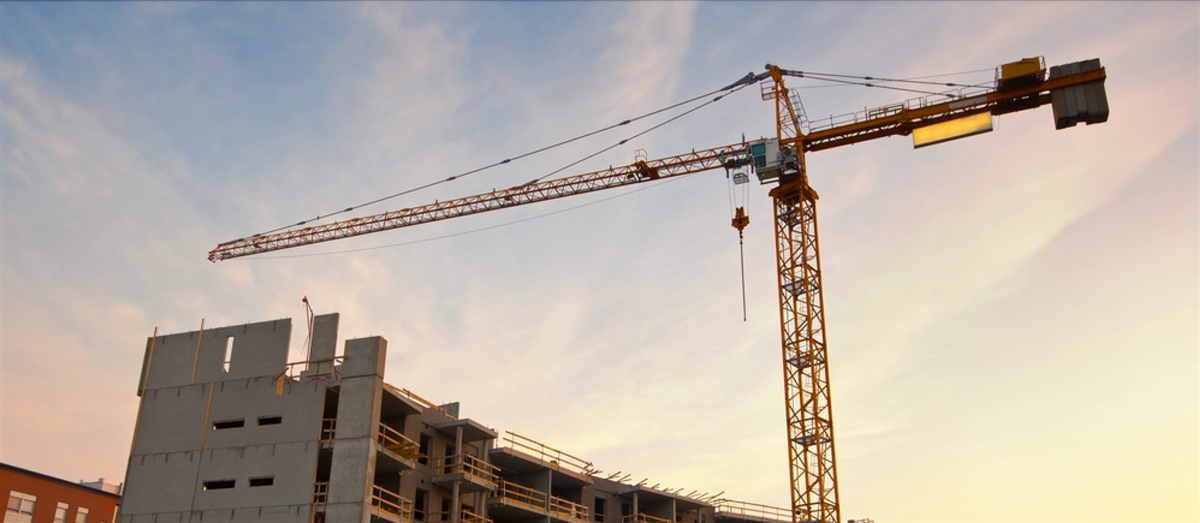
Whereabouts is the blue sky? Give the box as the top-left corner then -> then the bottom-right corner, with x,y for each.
2,2 -> 1197,522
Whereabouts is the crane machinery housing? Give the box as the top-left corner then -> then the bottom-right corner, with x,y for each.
209,56 -> 1109,523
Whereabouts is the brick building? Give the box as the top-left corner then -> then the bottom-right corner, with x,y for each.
2,463 -> 121,523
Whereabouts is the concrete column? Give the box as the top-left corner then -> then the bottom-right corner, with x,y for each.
325,336 -> 386,523
307,313 -> 339,374
451,425 -> 463,523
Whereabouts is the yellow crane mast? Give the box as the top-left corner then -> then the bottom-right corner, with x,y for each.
209,57 -> 1108,523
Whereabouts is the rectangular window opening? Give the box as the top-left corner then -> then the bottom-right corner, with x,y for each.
203,479 -> 236,490
55,502 -> 69,523
258,416 -> 283,426
249,476 -> 274,487
212,419 -> 245,430
7,491 -> 36,515
414,489 -> 428,522
223,336 -> 234,373
594,498 -> 605,523
418,433 -> 431,465
74,507 -> 89,523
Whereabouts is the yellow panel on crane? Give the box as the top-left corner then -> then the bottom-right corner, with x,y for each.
912,112 -> 994,149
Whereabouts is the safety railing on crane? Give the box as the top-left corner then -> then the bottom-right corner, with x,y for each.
711,499 -> 791,523
500,431 -> 597,477
806,84 -> 996,134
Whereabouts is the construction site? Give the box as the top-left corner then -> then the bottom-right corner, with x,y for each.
113,57 -> 1112,523
120,312 -> 794,523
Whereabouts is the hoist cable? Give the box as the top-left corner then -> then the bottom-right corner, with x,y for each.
523,82 -> 753,186
232,80 -> 757,244
789,69 -> 995,90
784,74 -> 976,98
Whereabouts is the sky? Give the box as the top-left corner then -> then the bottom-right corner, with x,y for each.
0,2 -> 1196,522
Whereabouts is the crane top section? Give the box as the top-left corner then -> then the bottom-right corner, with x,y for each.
208,57 -> 1107,262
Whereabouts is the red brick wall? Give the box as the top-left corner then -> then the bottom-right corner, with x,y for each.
1,465 -> 120,523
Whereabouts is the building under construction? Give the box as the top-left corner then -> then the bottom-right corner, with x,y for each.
118,314 -> 788,523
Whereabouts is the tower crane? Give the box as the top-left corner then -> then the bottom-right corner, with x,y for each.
208,57 -> 1109,523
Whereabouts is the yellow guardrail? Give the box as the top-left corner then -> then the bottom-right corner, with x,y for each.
378,423 -> 424,460
384,383 -> 457,419
312,482 -> 329,505
321,419 -> 336,442
437,454 -> 499,487
501,431 -> 596,476
496,479 -> 547,509
430,510 -> 491,523
548,496 -> 589,521
711,499 -> 790,523
372,484 -> 414,521
282,356 -> 345,380
621,514 -> 672,523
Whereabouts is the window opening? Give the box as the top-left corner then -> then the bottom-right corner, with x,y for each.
55,502 -> 69,523
223,336 -> 234,373
212,419 -> 245,430
594,498 -> 606,523
414,489 -> 428,522
440,498 -> 451,522
75,507 -> 89,523
418,433 -> 431,465
203,480 -> 236,490
6,491 -> 36,515
249,476 -> 275,487
258,416 -> 283,426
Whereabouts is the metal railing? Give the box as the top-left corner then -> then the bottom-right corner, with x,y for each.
500,431 -> 597,476
372,484 -> 414,521
430,510 -> 492,523
384,383 -> 457,419
493,479 -> 589,521
378,423 -> 424,459
807,84 -> 995,134
548,496 -> 589,521
495,479 -> 547,509
321,418 -> 336,442
313,482 -> 329,505
711,499 -> 790,523
621,514 -> 672,523
282,356 -> 345,381
437,454 -> 499,487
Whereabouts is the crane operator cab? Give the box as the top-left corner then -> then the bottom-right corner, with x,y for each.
746,138 -> 802,184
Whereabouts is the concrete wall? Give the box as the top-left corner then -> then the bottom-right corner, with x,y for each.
122,318 -> 323,523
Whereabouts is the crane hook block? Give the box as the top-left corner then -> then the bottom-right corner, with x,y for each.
732,207 -> 749,232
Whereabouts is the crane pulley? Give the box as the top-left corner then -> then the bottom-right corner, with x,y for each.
208,57 -> 1108,523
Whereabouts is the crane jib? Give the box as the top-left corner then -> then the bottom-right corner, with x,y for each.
208,144 -> 745,261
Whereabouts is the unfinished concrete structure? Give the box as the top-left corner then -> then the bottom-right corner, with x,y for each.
119,314 -> 789,523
